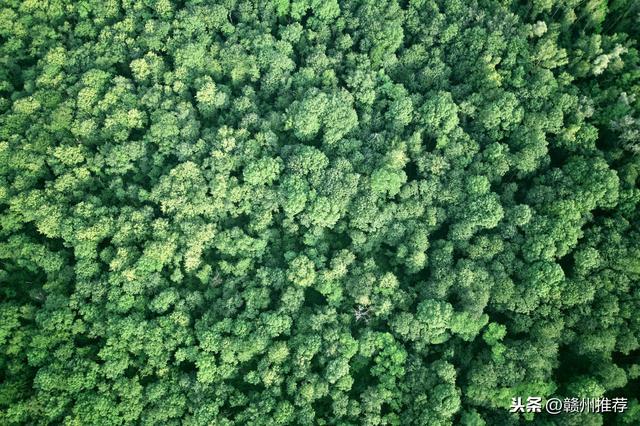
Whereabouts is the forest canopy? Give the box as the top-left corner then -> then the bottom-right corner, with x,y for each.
1,0 -> 640,424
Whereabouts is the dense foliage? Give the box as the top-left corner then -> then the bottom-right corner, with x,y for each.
1,0 -> 640,424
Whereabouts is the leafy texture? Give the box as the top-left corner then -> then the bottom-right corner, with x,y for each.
1,0 -> 639,425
